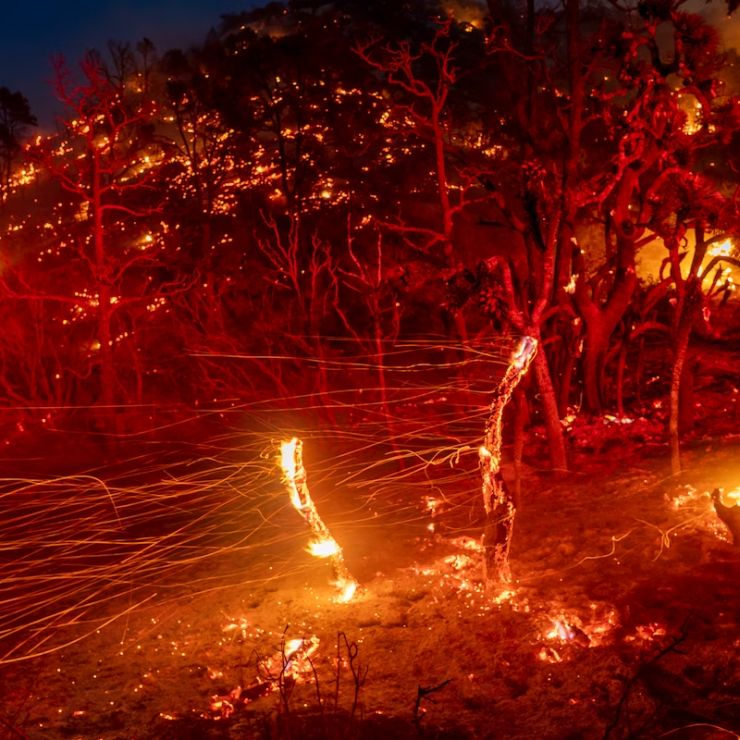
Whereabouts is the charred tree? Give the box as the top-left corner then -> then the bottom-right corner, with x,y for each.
479,336 -> 537,592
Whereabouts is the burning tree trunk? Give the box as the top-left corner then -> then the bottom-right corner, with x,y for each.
281,438 -> 358,602
484,239 -> 568,473
479,337 -> 537,592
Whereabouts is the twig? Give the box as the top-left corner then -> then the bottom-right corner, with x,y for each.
308,656 -> 329,738
278,625 -> 295,736
603,615 -> 692,740
339,632 -> 368,725
0,714 -> 31,740
655,724 -> 740,739
413,678 -> 453,735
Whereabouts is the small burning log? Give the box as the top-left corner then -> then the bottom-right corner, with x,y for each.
479,337 -> 537,593
281,438 -> 359,602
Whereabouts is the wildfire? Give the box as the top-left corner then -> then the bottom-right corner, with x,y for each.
709,238 -> 734,257
280,438 -> 359,602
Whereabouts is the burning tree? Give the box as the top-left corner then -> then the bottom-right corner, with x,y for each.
26,54 -> 168,430
479,336 -> 537,591
281,437 -> 359,602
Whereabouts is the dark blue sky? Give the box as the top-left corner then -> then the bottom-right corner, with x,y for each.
0,0 -> 259,129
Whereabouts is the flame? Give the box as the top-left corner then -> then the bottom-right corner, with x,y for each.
709,238 -> 733,257
280,438 -> 304,510
491,589 -> 516,605
333,577 -> 357,603
538,646 -> 562,663
285,638 -> 305,658
723,487 -> 740,505
281,437 -> 297,480
511,336 -> 537,369
307,538 -> 339,557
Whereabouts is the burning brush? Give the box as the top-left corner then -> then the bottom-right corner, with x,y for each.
281,438 -> 359,602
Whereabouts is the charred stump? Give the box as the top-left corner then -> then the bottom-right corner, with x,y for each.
479,337 -> 537,592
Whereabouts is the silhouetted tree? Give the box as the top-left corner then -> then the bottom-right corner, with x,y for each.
0,88 -> 37,202
27,54 -> 167,429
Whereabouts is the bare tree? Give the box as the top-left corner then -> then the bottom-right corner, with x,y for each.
0,88 -> 37,203
27,54 -> 166,430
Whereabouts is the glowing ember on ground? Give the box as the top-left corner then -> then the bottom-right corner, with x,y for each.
626,622 -> 667,645
209,634 -> 321,719
535,601 -> 620,655
664,484 -> 740,544
668,484 -> 709,510
280,437 -> 359,602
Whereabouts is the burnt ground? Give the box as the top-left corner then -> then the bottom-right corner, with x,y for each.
3,350 -> 740,740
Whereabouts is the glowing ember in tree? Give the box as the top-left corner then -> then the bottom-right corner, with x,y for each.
280,437 -> 359,602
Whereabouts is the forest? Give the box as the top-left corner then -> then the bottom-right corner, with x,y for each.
3,0 -> 740,738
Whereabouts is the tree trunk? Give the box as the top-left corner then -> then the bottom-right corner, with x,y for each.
532,346 -> 568,472
557,346 -> 574,418
679,357 -> 697,434
582,343 -> 603,412
670,318 -> 693,475
670,280 -> 703,475
581,312 -> 610,413
93,158 -> 115,434
98,284 -> 115,412
480,337 -> 537,592
616,341 -> 627,417
513,388 -> 528,503
635,335 -> 645,402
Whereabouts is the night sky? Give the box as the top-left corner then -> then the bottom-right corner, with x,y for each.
1,0 -> 739,129
0,0 -> 259,129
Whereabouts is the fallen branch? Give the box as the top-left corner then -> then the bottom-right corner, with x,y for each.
413,678 -> 453,735
0,714 -> 31,740
603,614 -> 692,740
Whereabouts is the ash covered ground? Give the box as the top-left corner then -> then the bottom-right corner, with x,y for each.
3,363 -> 740,740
